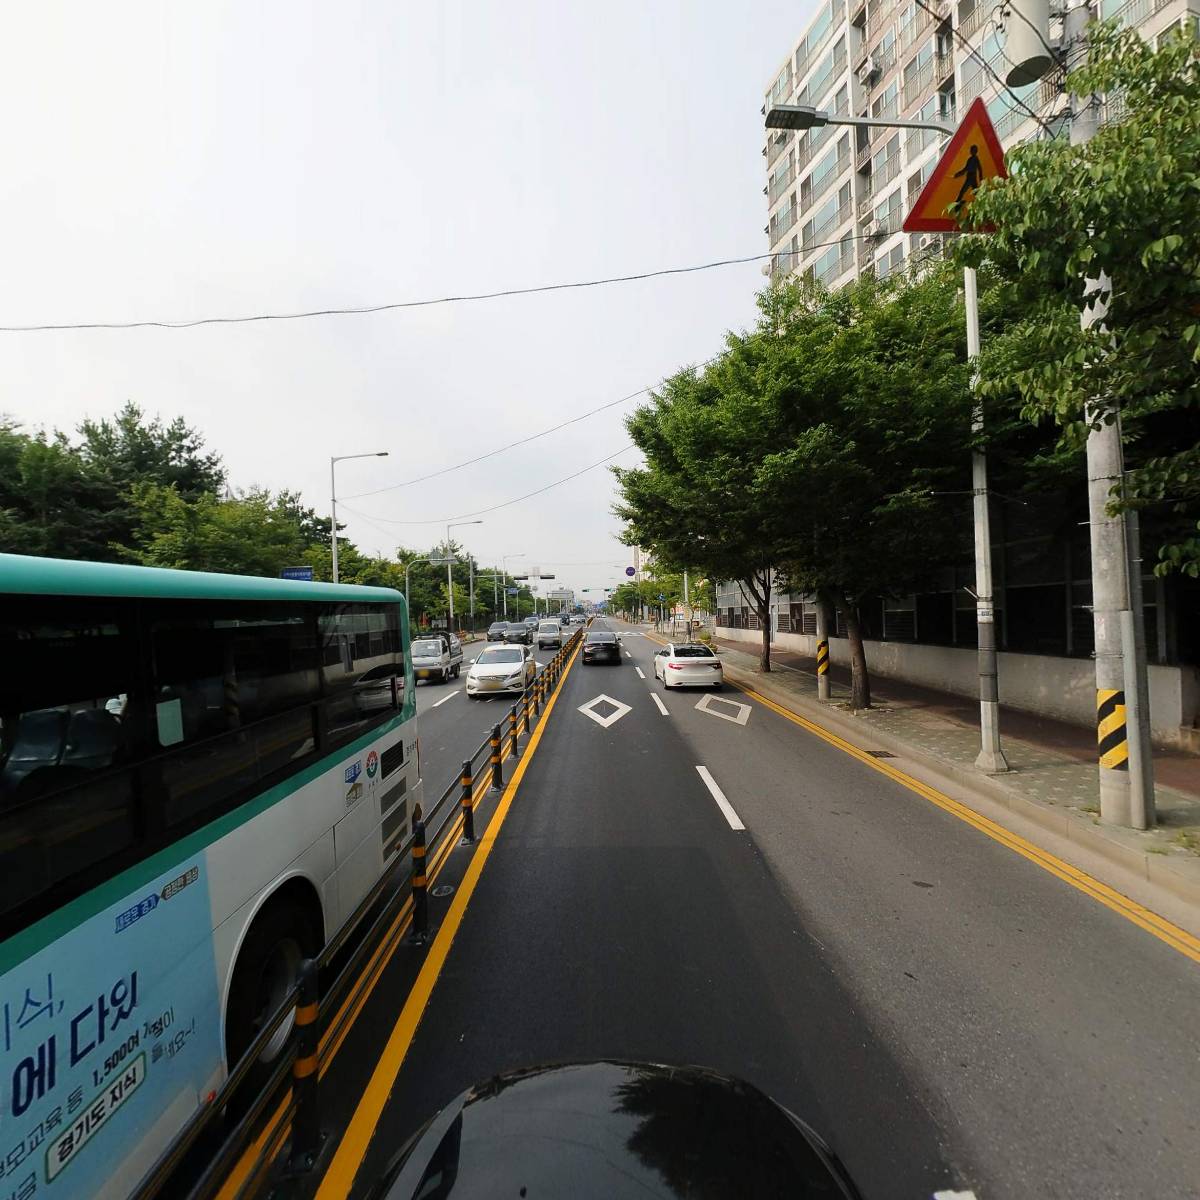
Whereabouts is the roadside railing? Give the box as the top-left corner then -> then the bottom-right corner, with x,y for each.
132,627 -> 585,1200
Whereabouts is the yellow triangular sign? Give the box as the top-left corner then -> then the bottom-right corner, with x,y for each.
903,97 -> 1007,233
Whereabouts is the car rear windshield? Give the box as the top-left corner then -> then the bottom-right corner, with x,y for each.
477,648 -> 523,664
538,622 -> 559,631
671,645 -> 714,658
585,633 -> 616,643
412,640 -> 442,655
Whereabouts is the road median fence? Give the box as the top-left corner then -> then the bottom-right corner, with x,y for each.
132,628 -> 584,1200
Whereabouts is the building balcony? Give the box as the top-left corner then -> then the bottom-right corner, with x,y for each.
769,205 -> 798,245
875,151 -> 902,188
958,2 -> 987,40
902,58 -> 936,107
768,163 -> 796,206
766,133 -> 790,167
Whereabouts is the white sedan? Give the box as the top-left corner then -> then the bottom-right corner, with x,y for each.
465,645 -> 536,698
652,643 -> 724,689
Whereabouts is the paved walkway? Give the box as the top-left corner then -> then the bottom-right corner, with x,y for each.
710,636 -> 1200,864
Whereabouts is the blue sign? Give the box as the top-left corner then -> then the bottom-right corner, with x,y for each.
281,566 -> 314,581
345,760 -> 362,785
0,857 -> 220,1196
506,587 -> 519,595
625,567 -> 636,577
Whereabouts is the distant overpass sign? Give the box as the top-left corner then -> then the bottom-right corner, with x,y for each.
281,566 -> 314,581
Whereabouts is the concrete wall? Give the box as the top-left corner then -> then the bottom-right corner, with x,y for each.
716,624 -> 1199,750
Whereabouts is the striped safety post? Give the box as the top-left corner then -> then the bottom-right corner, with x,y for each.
1097,689 -> 1129,772
521,689 -> 531,735
816,639 -> 830,677
509,704 -> 521,759
410,806 -> 428,943
533,672 -> 543,717
460,758 -> 475,843
490,723 -> 503,789
288,957 -> 321,1171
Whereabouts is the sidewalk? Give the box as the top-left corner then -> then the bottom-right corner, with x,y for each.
708,634 -> 1200,917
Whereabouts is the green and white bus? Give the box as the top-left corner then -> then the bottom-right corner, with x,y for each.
0,554 -> 422,1199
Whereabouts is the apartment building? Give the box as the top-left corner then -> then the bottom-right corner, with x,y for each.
743,0 -> 1200,747
762,0 -> 1198,290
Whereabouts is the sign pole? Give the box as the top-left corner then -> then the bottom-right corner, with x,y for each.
904,97 -> 1011,773
965,266 -> 1009,772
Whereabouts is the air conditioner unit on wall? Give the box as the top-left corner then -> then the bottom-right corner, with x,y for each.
857,54 -> 880,84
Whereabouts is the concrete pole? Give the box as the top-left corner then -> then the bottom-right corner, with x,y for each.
469,557 -> 475,633
815,597 -> 831,701
445,526 -> 454,633
330,458 -> 340,584
965,266 -> 1010,773
1067,0 -> 1154,827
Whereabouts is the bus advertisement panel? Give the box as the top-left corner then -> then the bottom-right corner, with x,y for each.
0,854 -> 220,1199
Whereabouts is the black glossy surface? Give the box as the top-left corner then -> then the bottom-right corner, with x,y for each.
371,1060 -> 862,1199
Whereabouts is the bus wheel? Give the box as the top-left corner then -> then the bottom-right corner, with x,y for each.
225,897 -> 321,1093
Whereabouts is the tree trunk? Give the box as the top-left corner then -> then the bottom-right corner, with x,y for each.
835,592 -> 871,710
759,600 -> 772,672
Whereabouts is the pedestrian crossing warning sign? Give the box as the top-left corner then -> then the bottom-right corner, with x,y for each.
903,97 -> 1007,233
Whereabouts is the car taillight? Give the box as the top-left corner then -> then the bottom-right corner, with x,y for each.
667,662 -> 683,670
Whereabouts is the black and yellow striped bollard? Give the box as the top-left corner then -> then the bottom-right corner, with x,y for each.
816,638 -> 830,678
410,806 -> 428,943
460,758 -> 475,843
1097,689 -> 1129,772
509,703 -> 521,758
490,723 -> 504,790
288,957 -> 321,1171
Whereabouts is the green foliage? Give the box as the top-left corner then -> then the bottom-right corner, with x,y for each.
961,23 -> 1200,574
615,266 -> 976,691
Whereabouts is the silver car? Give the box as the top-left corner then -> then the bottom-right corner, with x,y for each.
465,645 -> 536,698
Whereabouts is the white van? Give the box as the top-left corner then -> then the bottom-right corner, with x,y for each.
536,619 -> 563,649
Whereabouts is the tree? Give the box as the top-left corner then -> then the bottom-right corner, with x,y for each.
962,23 -> 1200,575
127,485 -> 306,575
614,337 -> 792,672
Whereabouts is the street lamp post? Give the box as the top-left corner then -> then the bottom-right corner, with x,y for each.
765,105 -> 1008,771
330,451 -> 388,584
445,520 -> 483,634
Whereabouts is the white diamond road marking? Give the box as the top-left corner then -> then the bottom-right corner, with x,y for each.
577,694 -> 632,729
695,694 -> 751,726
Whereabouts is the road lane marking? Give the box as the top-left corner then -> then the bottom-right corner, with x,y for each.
625,651 -> 632,657
578,694 -> 632,728
315,637 -> 584,1198
650,693 -> 669,716
695,693 -> 751,726
431,690 -> 459,708
738,685 -> 1200,965
696,766 -> 745,830
635,667 -> 645,679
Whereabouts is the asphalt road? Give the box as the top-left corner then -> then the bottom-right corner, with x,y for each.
412,630 -> 564,791
321,618 -> 1200,1200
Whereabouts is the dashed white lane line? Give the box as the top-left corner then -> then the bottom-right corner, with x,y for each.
625,651 -> 632,658
431,690 -> 460,708
650,692 -> 669,716
695,766 -> 745,830
635,667 -> 646,679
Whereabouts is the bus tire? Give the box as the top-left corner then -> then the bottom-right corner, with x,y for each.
225,893 -> 321,1099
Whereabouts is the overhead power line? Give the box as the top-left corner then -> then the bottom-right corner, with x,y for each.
337,444 -> 636,527
0,233 -> 883,335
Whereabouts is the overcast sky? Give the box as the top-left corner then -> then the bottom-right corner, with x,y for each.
1,1 -> 805,598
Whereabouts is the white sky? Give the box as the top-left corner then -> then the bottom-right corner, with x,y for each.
0,0 -> 807,598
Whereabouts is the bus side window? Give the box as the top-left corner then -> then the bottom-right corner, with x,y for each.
148,600 -> 321,827
0,598 -> 140,917
319,603 -> 402,747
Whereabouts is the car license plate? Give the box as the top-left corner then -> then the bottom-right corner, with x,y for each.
417,670 -> 429,679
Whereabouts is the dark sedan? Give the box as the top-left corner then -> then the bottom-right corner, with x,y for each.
582,631 -> 621,664
369,1060 -> 863,1199
486,621 -> 508,642
502,622 -> 533,646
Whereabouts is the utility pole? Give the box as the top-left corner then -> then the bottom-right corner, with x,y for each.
965,267 -> 1009,773
1067,0 -> 1154,827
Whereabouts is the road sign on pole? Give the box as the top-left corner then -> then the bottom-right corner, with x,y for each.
903,97 -> 1006,234
281,566 -> 314,581
625,566 -> 636,577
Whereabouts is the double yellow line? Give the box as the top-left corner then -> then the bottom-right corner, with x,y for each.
214,708 -> 548,1199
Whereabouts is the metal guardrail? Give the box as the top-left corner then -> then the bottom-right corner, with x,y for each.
132,627 -> 586,1200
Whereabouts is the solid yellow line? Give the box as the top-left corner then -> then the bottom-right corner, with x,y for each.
738,684 -> 1200,965
315,638 -> 583,1199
